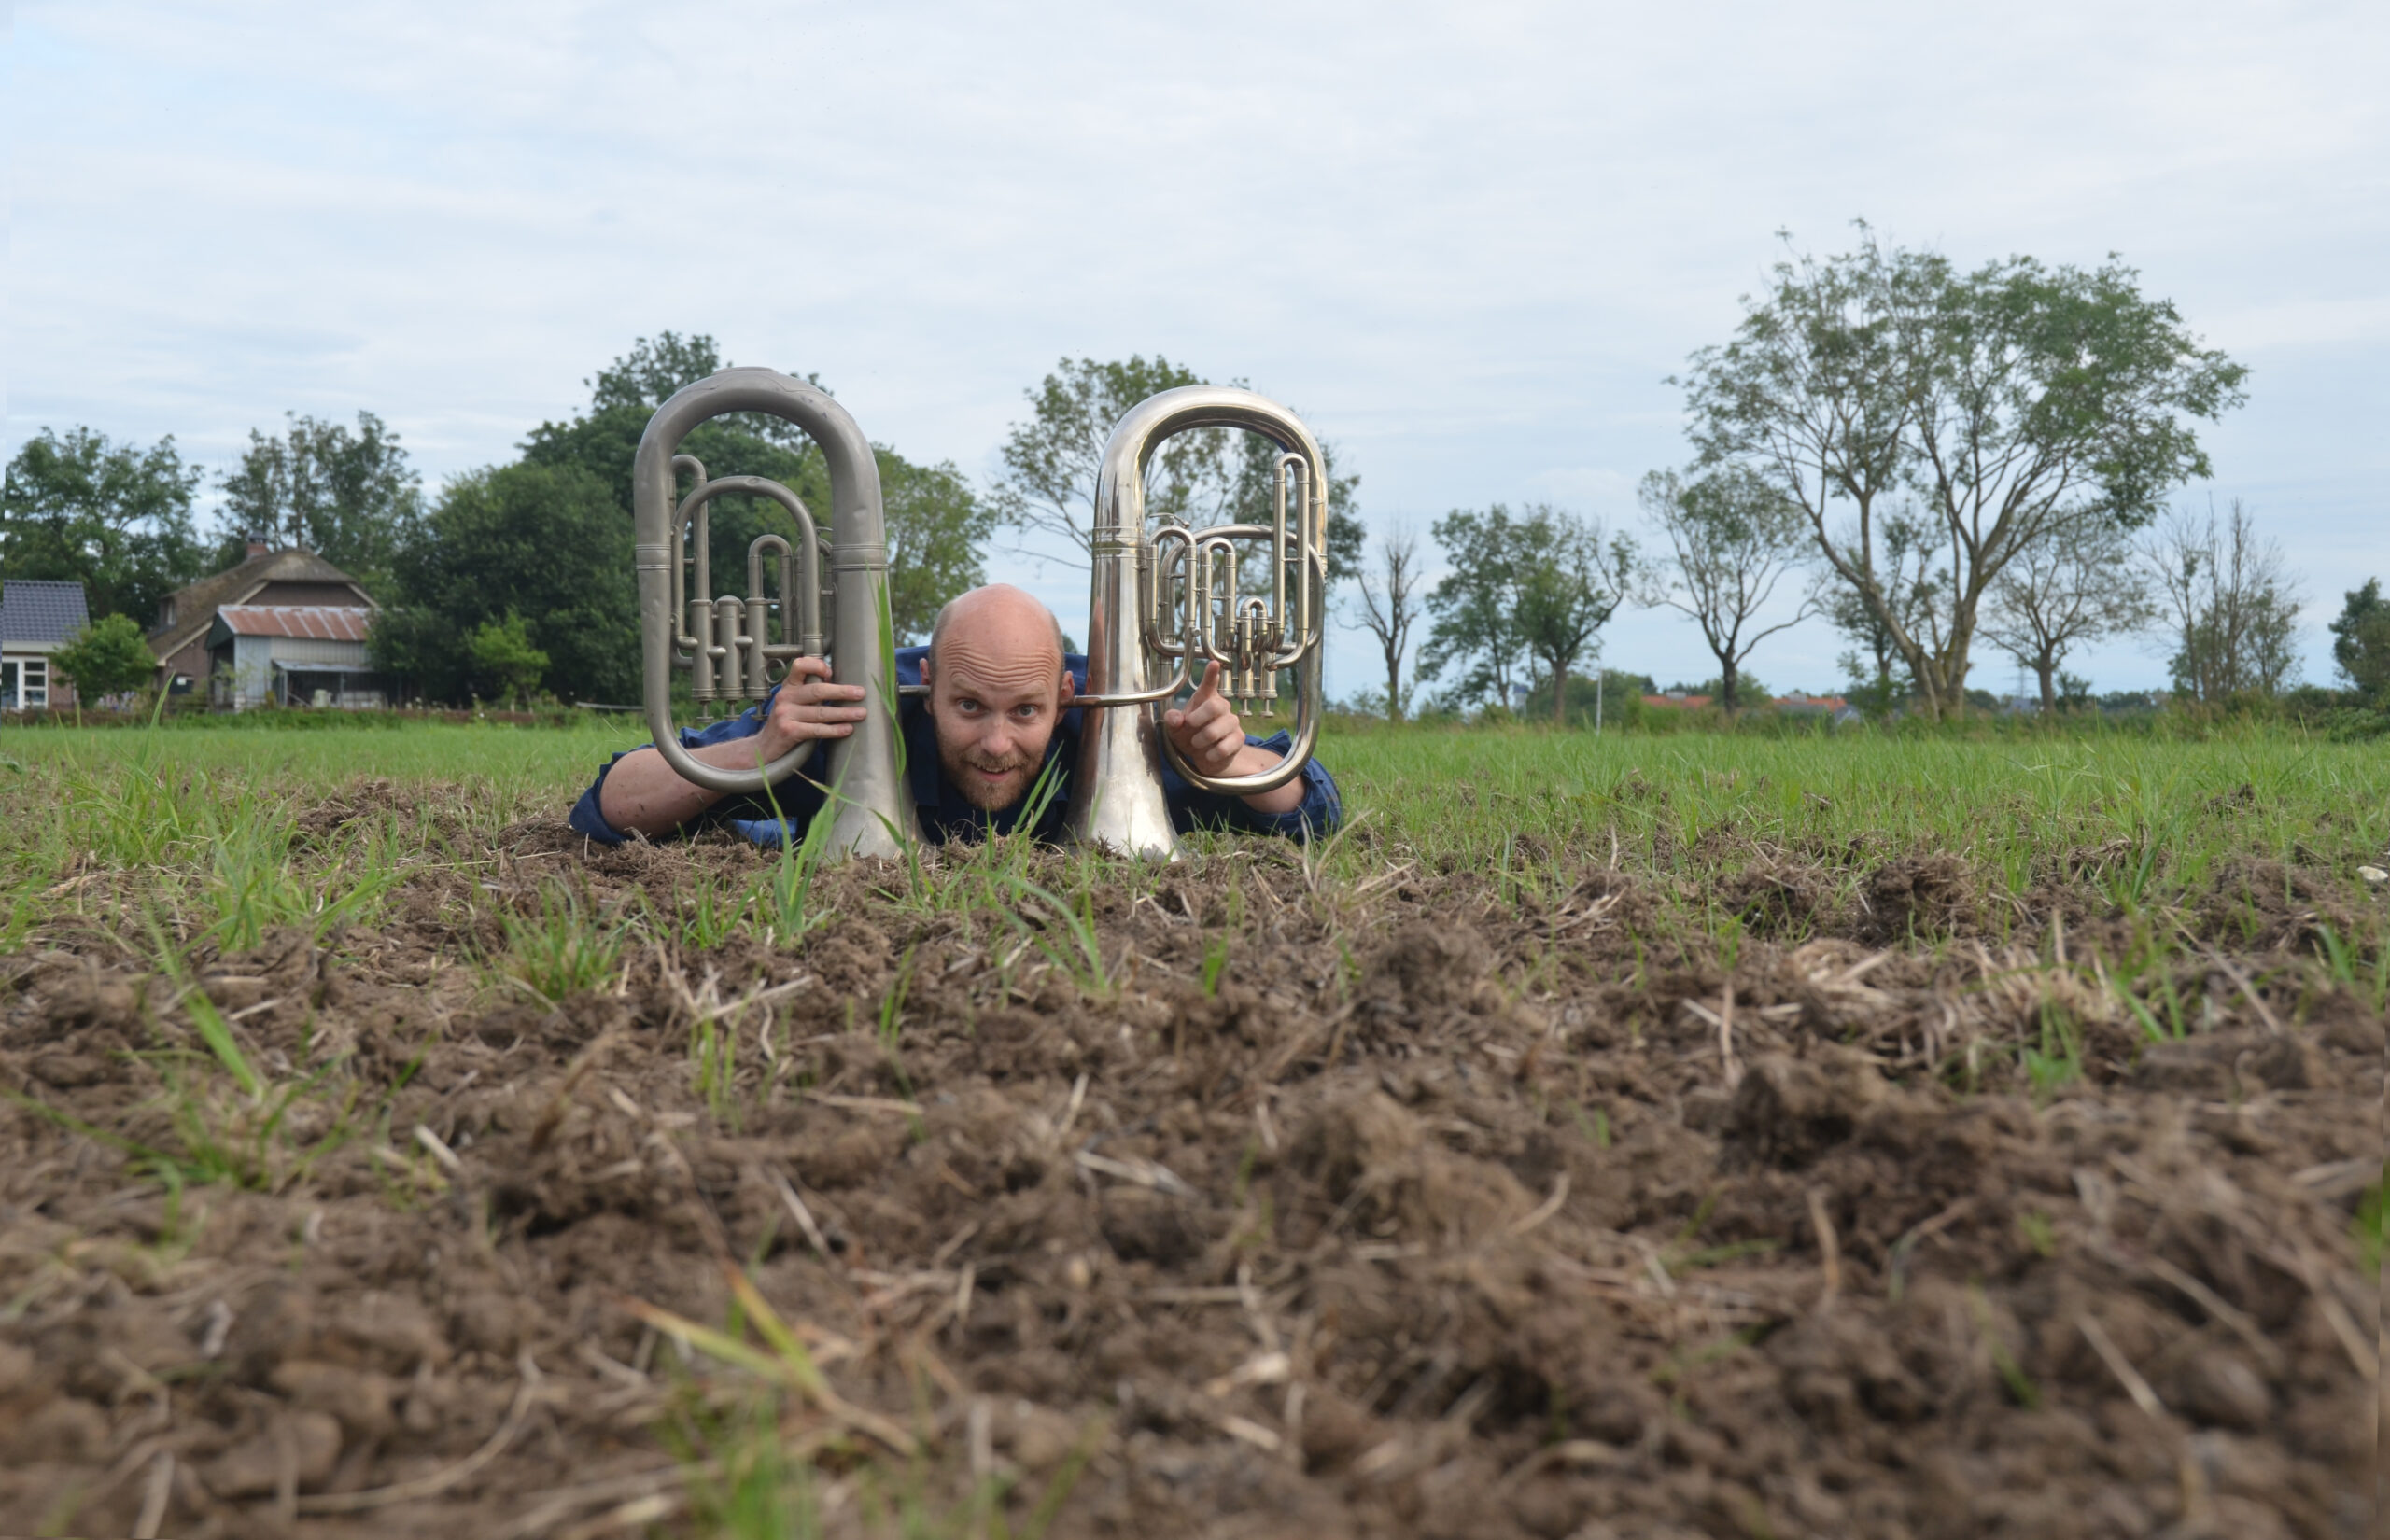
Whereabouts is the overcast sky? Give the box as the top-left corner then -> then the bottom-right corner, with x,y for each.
12,0 -> 2386,698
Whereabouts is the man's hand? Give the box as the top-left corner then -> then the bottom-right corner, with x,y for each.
754,655 -> 868,763
1161,663 -> 1306,814
1162,662 -> 1249,777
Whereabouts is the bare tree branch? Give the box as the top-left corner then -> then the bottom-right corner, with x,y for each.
1348,524 -> 1423,719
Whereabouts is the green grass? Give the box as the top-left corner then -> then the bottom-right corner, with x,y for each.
1320,721 -> 2386,889
7,714 -> 2383,1002
495,882 -> 629,1001
11,713 -> 2383,880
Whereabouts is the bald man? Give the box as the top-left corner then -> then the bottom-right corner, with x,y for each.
570,583 -> 1341,847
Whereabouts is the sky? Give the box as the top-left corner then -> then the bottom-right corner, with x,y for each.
10,0 -> 2387,701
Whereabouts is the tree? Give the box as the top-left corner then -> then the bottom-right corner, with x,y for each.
993,356 -> 1216,565
1221,425 -> 1365,582
1815,502 -> 1946,715
218,412 -> 425,588
588,330 -> 740,418
879,453 -> 997,642
2146,499 -> 2303,704
1421,505 -> 1528,710
991,357 -> 1364,575
1512,510 -> 1636,723
522,333 -> 820,612
373,463 -> 637,706
466,612 -> 550,707
1680,226 -> 2247,720
1349,524 -> 1425,720
522,332 -> 823,521
50,613 -> 159,702
1421,504 -> 1632,720
1,427 -> 208,622
521,334 -> 988,647
2327,578 -> 2388,705
1637,466 -> 1814,715
1978,512 -> 2156,711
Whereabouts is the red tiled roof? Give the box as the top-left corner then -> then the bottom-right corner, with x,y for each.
1642,693 -> 1712,708
215,606 -> 374,642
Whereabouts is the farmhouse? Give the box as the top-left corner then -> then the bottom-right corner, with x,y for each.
1,579 -> 91,711
147,543 -> 390,710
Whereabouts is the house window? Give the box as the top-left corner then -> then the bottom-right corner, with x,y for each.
5,659 -> 47,709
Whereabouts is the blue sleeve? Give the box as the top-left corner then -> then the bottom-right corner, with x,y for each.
1163,730 -> 1343,841
566,704 -> 774,847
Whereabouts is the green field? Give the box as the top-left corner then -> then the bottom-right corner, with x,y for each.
7,715 -> 2384,961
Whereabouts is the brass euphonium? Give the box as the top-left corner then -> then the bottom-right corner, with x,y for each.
632,367 -> 919,859
1069,386 -> 1329,859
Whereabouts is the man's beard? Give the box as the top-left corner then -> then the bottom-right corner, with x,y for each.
942,742 -> 1038,812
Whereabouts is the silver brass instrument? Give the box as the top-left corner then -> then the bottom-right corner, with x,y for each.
1070,385 -> 1329,859
633,367 -> 919,858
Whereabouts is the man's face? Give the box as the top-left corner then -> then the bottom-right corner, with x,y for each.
922,637 -> 1069,813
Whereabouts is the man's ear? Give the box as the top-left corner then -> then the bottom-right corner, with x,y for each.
1057,665 -> 1076,707
917,656 -> 934,710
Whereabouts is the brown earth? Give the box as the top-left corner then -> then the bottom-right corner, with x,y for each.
1,805 -> 2381,1539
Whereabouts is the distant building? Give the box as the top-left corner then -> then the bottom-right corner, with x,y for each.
1,580 -> 92,711
1641,691 -> 1712,710
1773,692 -> 1863,723
147,542 -> 388,710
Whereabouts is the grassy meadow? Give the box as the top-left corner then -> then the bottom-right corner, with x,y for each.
5,712 -> 2384,976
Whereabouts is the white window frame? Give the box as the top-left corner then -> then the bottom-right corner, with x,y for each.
22,658 -> 48,707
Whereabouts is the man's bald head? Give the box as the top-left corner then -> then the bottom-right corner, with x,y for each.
920,584 -> 1074,812
928,583 -> 1066,669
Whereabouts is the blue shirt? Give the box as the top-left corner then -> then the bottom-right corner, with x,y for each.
568,646 -> 1342,848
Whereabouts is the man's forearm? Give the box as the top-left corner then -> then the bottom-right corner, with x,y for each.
1229,744 -> 1306,816
598,738 -> 805,836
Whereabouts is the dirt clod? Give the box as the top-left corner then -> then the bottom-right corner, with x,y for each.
1725,1050 -> 1889,1169
202,1410 -> 343,1498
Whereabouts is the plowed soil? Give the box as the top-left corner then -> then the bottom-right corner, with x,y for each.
2,800 -> 2380,1539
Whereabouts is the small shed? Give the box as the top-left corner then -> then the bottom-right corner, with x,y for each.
148,545 -> 378,694
208,605 -> 387,710
1,579 -> 92,711
148,544 -> 388,709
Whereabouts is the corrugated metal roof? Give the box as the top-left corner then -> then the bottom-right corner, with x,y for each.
215,606 -> 375,642
1,581 -> 92,645
146,547 -> 374,660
